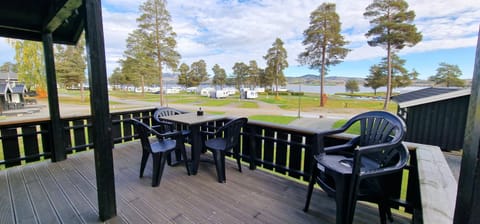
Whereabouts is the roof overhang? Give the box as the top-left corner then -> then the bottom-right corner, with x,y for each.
398,88 -> 471,108
0,0 -> 84,45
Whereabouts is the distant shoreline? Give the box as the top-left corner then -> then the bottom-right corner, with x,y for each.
285,84 -> 426,94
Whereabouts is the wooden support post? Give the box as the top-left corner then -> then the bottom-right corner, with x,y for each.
454,26 -> 480,224
83,0 -> 117,221
42,33 -> 66,162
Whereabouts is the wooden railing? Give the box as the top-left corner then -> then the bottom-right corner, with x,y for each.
0,107 -> 449,222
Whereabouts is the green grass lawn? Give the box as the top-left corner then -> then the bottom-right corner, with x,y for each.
331,119 -> 361,134
248,115 -> 297,125
256,92 -> 397,112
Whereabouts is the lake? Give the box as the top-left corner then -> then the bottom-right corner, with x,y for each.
285,84 -> 425,94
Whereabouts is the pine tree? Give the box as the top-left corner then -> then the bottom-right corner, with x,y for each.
429,63 -> 465,87
345,80 -> 360,94
364,65 -> 386,95
365,54 -> 415,96
56,35 -> 87,101
122,0 -> 180,104
264,38 -> 288,98
177,63 -> 190,87
232,62 -> 249,89
248,60 -> 260,88
188,60 -> 208,87
364,0 -> 422,110
212,64 -> 227,88
298,3 -> 350,107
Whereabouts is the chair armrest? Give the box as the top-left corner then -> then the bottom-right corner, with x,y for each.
153,120 -> 174,126
200,130 -> 216,139
324,143 -> 355,154
151,128 -> 182,139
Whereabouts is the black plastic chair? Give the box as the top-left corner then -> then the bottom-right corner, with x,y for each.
304,111 -> 409,224
130,118 -> 190,187
153,107 -> 192,164
201,117 -> 248,183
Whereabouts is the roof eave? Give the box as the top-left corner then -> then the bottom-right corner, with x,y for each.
398,89 -> 471,108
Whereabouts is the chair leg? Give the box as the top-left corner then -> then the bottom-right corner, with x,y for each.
304,168 -> 318,212
212,150 -> 226,183
166,152 -> 173,166
152,153 -> 167,187
235,150 -> 242,173
334,175 -> 351,224
140,151 -> 149,178
378,201 -> 391,224
180,144 -> 191,176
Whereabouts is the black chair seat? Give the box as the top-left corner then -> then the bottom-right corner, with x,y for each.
205,138 -> 227,151
316,154 -> 381,175
150,139 -> 177,153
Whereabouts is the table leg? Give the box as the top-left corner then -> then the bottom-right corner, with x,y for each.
189,124 -> 201,175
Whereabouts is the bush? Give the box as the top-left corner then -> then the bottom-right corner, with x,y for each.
290,92 -> 305,96
266,90 -> 289,95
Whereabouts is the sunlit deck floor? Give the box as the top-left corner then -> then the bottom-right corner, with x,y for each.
0,141 -> 411,223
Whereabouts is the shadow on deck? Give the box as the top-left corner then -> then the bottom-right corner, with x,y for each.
0,141 -> 411,223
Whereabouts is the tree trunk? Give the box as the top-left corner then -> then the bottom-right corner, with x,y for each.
80,82 -> 85,102
154,0 -> 164,106
141,75 -> 145,97
320,45 -> 327,107
383,44 -> 392,110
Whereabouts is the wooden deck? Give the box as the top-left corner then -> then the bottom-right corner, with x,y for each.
0,141 -> 411,223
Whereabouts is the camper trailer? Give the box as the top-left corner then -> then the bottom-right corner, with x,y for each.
240,88 -> 258,99
210,90 -> 228,99
200,87 -> 214,96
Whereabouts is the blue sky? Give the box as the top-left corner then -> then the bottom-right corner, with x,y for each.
0,0 -> 479,80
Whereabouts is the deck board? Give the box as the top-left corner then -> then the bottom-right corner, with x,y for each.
8,166 -> 37,223
0,171 -> 14,223
0,141 -> 411,224
22,165 -> 60,223
33,162 -> 84,224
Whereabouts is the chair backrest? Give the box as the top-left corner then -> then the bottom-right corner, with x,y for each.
154,107 -> 185,120
343,111 -> 406,168
218,117 -> 248,150
153,107 -> 186,132
131,118 -> 154,153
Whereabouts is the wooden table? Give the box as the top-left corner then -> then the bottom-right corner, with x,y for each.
160,113 -> 226,175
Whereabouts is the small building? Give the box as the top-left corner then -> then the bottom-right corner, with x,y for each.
0,83 -> 12,110
391,87 -> 470,151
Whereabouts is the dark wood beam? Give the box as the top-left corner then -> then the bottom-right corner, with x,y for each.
44,0 -> 82,33
454,26 -> 480,224
42,33 -> 66,162
82,0 -> 117,221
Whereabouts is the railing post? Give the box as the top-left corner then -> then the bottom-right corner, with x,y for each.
304,133 -> 322,181
247,125 -> 257,170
